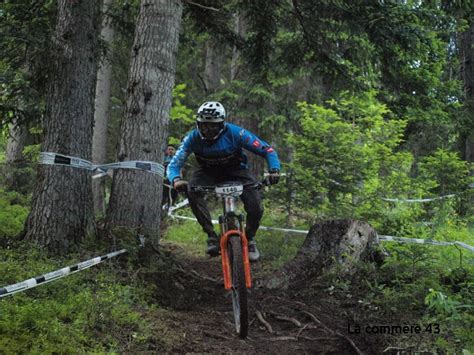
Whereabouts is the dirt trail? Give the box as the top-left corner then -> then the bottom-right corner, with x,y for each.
145,242 -> 383,354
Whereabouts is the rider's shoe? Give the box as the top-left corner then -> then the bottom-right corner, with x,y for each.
248,240 -> 260,262
206,232 -> 220,257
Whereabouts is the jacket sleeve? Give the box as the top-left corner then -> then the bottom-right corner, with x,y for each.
238,128 -> 281,171
167,134 -> 193,183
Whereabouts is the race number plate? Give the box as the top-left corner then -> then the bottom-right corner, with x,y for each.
215,185 -> 243,194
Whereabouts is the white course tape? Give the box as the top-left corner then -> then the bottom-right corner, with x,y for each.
169,211 -> 474,252
454,242 -> 474,252
0,249 -> 127,298
40,152 -> 95,170
40,152 -> 165,177
382,185 -> 472,203
167,198 -> 189,215
258,225 -> 308,234
97,160 -> 164,176
377,235 -> 454,246
382,195 -> 456,203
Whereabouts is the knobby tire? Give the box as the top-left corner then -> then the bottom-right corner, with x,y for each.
229,235 -> 249,339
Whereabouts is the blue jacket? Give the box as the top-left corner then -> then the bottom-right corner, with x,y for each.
167,123 -> 280,183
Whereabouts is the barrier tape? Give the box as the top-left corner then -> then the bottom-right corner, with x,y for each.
381,185 -> 472,203
168,201 -> 474,252
0,249 -> 127,298
167,198 -> 189,216
40,152 -> 165,177
382,195 -> 456,203
377,235 -> 454,246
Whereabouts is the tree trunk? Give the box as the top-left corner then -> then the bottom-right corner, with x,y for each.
460,14 -> 474,164
92,0 -> 115,216
203,39 -> 224,94
229,12 -> 264,178
24,0 -> 100,255
106,0 -> 183,242
230,13 -> 246,81
264,220 -> 382,289
5,121 -> 29,192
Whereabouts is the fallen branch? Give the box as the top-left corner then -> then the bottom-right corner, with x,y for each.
256,311 -> 274,334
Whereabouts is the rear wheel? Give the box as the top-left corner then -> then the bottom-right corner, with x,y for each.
228,235 -> 248,338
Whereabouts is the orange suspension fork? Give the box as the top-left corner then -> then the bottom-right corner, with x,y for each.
220,230 -> 252,290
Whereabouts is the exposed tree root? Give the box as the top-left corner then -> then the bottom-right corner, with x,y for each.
270,312 -> 302,327
256,310 -> 274,334
298,309 -> 363,355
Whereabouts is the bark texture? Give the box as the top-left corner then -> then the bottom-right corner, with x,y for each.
106,0 -> 183,240
5,122 -> 30,192
203,39 -> 224,94
230,12 -> 264,178
460,14 -> 474,164
92,0 -> 115,216
264,220 -> 381,289
25,0 -> 100,254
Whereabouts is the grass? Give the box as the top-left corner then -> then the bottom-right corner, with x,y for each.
0,244 -> 177,353
163,199 -> 306,269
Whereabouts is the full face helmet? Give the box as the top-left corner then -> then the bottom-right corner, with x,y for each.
196,101 -> 226,142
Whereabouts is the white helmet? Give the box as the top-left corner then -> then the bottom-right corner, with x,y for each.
196,101 -> 226,141
196,101 -> 225,122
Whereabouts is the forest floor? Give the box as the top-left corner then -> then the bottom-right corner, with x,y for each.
138,241 -> 393,354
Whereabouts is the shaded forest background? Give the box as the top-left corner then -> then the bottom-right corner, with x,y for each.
0,0 -> 473,353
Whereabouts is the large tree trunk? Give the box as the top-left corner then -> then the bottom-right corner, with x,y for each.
106,0 -> 183,242
24,0 -> 100,254
264,220 -> 382,289
203,39 -> 224,94
92,0 -> 115,216
460,13 -> 474,164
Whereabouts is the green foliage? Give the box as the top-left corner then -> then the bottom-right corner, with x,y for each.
286,91 -> 409,220
170,84 -> 194,125
0,0 -> 55,126
418,149 -> 472,195
425,288 -> 462,319
0,188 -> 29,238
0,245 -> 174,353
168,84 -> 195,145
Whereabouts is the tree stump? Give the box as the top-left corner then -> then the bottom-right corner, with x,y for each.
264,220 -> 382,289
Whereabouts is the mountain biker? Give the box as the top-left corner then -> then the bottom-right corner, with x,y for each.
167,101 -> 280,262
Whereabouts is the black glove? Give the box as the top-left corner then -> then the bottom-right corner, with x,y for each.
268,169 -> 280,185
173,178 -> 188,193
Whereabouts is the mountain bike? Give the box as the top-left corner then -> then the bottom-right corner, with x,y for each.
189,181 -> 263,339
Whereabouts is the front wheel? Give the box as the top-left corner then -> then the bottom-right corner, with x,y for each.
228,235 -> 249,338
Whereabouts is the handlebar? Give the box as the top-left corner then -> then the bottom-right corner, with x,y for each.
189,180 -> 269,193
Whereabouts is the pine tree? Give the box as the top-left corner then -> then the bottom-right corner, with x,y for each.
24,0 -> 100,254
